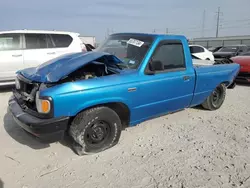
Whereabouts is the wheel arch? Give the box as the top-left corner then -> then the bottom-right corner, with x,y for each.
221,81 -> 230,87
70,101 -> 131,129
209,81 -> 228,93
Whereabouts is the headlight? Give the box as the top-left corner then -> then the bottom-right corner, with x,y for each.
15,77 -> 21,90
36,91 -> 51,114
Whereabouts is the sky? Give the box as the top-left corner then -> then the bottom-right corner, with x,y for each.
1,0 -> 250,42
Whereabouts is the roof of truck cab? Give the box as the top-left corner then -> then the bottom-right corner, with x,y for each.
0,30 -> 80,35
110,32 -> 187,39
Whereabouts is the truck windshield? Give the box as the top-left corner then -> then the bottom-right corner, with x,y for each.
96,34 -> 154,69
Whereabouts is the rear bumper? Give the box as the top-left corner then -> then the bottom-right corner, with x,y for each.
8,96 -> 69,142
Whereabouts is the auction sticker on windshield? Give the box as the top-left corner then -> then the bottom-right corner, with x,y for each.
127,38 -> 144,47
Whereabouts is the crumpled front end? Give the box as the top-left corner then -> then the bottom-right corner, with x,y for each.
13,74 -> 40,113
17,51 -> 122,83
8,74 -> 69,142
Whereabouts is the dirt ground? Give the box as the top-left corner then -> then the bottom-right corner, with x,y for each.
0,85 -> 250,188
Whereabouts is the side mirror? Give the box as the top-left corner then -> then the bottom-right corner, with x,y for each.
145,60 -> 164,74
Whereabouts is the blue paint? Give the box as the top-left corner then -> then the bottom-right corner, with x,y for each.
18,33 -> 240,126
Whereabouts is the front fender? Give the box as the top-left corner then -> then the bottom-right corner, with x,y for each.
71,97 -> 132,116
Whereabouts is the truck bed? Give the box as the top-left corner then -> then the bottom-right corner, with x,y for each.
190,63 -> 239,107
192,59 -> 214,67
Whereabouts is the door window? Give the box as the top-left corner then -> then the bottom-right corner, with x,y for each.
50,34 -> 73,48
46,34 -> 55,48
151,42 -> 186,71
25,34 -> 47,49
0,34 -> 21,51
189,46 -> 204,53
240,46 -> 248,52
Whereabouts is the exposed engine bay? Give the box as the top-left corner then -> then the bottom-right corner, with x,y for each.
62,61 -> 116,82
14,61 -> 117,115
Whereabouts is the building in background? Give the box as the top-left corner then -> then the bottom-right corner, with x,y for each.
189,35 -> 250,48
79,36 -> 96,47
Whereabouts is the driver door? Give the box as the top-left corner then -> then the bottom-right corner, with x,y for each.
132,40 -> 195,122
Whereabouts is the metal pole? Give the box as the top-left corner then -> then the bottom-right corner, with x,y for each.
202,10 -> 206,37
216,7 -> 220,37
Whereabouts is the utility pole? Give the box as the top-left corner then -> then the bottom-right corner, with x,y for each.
215,7 -> 222,37
105,28 -> 110,39
201,10 -> 206,37
166,28 -> 169,34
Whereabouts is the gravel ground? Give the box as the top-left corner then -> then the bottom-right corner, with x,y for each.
0,85 -> 250,188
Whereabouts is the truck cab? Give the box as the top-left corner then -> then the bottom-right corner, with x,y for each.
8,33 -> 240,155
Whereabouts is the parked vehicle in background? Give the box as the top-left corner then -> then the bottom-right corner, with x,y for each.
189,45 -> 214,60
208,46 -> 222,53
192,56 -> 215,66
0,30 -> 86,86
85,44 -> 95,51
9,33 -> 239,155
79,36 -> 96,48
231,51 -> 250,83
213,44 -> 248,59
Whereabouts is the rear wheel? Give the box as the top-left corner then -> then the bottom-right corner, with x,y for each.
202,84 -> 226,110
69,106 -> 122,155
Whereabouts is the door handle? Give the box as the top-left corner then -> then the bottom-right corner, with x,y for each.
183,76 -> 190,81
12,54 -> 22,57
47,52 -> 56,55
128,87 -> 137,92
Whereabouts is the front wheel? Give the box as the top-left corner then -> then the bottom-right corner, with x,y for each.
69,106 -> 122,155
202,84 -> 226,110
228,82 -> 236,89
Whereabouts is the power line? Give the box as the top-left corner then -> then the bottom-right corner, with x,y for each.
105,28 -> 110,39
167,18 -> 250,33
220,25 -> 250,30
170,26 -> 203,32
220,23 -> 250,29
220,18 -> 250,24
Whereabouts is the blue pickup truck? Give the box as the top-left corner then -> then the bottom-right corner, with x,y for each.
8,33 -> 240,155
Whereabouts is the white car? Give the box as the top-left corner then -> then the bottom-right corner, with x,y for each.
192,59 -> 215,66
0,30 -> 87,86
189,44 -> 214,61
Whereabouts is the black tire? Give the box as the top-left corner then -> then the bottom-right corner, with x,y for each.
228,82 -> 236,89
202,84 -> 226,110
206,58 -> 210,60
69,106 -> 122,155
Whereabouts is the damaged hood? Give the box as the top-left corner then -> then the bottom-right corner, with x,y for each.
18,51 -> 121,83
